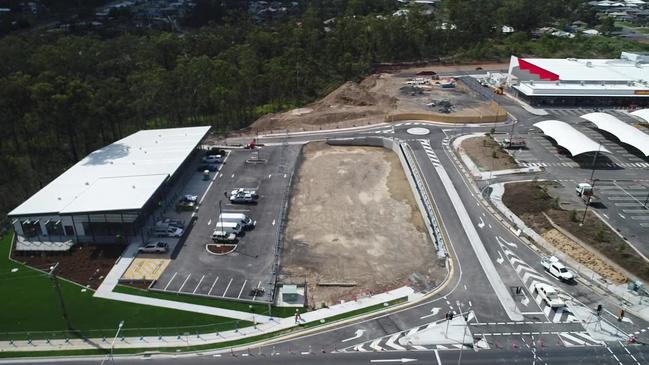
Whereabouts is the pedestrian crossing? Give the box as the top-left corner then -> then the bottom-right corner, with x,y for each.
419,139 -> 441,168
559,332 -> 604,347
518,161 -> 649,169
497,241 -> 579,324
546,108 -> 629,119
394,122 -> 430,127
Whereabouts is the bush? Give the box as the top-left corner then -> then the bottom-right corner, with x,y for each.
492,150 -> 498,159
595,228 -> 608,242
569,209 -> 578,222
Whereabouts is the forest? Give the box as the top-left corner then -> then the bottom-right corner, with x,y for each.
1,0 -> 648,223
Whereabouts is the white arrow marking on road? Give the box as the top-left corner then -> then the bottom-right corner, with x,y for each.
370,359 -> 417,363
385,334 -> 406,351
497,236 -> 517,248
619,213 -> 626,219
272,219 -> 276,226
521,291 -> 530,306
496,251 -> 504,265
478,217 -> 485,229
342,329 -> 365,342
420,307 -> 441,319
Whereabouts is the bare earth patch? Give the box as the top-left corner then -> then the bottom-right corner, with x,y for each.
461,135 -> 518,171
281,142 -> 444,307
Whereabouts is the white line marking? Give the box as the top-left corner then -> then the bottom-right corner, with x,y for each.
231,174 -> 235,178
193,275 -> 205,294
178,274 -> 191,293
163,272 -> 177,291
434,350 -> 441,365
208,277 -> 219,295
237,280 -> 248,299
272,219 -> 276,226
222,278 -> 233,297
207,219 -> 212,226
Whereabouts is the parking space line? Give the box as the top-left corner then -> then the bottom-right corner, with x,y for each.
163,272 -> 178,291
237,280 -> 248,299
193,275 -> 205,294
178,274 -> 191,292
208,277 -> 219,295
252,281 -> 262,301
223,278 -> 233,297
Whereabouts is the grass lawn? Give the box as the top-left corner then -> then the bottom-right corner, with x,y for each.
114,285 -> 300,318
0,233 -> 251,340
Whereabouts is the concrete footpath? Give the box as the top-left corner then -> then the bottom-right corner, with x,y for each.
0,287 -> 415,353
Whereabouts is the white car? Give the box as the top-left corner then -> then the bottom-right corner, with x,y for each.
534,283 -> 566,308
211,230 -> 238,243
202,155 -> 222,163
138,241 -> 168,253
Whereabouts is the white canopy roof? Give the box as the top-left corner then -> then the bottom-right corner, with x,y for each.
533,120 -> 611,156
9,126 -> 211,216
630,109 -> 649,123
581,112 -> 649,157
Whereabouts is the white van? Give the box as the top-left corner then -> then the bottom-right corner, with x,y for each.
214,221 -> 242,235
218,213 -> 255,229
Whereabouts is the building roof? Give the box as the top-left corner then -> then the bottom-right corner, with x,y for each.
630,108 -> 649,123
580,112 -> 649,157
9,126 -> 211,216
533,120 -> 612,156
519,58 -> 649,82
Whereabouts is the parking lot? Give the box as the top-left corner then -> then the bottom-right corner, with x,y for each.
512,109 -> 649,169
596,180 -> 649,228
150,144 -> 301,302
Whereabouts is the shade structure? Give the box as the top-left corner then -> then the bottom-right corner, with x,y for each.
533,120 -> 611,156
581,112 -> 649,157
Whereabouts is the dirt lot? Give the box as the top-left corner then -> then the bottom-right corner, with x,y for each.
281,143 -> 444,307
461,135 -> 518,171
503,182 -> 649,283
243,67 -> 500,134
12,244 -> 124,289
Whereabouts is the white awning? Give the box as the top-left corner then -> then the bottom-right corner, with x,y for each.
533,120 -> 611,156
581,112 -> 649,157
630,109 -> 649,124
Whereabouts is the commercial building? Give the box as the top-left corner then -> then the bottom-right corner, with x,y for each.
8,126 -> 211,251
507,52 -> 649,107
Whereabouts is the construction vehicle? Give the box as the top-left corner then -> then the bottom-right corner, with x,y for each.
244,139 -> 257,149
576,182 -> 596,204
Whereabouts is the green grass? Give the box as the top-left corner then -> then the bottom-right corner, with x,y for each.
114,285 -> 300,318
0,232 -> 251,340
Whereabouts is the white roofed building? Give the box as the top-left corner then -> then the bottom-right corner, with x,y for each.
8,126 -> 211,249
507,52 -> 649,107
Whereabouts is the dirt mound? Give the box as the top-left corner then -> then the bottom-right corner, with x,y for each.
250,79 -> 396,131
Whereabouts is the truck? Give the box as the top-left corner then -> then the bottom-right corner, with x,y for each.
576,182 -> 596,204
218,213 -> 255,229
500,138 -> 527,149
540,256 -> 575,282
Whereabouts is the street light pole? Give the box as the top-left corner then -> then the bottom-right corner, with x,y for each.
101,320 -> 124,365
457,309 -> 471,365
48,263 -> 72,331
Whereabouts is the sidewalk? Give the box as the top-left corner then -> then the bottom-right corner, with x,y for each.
503,92 -> 549,116
452,134 -> 542,180
0,287 -> 414,353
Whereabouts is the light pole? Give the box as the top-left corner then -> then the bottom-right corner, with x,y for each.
101,320 -> 124,365
457,309 -> 471,365
48,263 -> 72,331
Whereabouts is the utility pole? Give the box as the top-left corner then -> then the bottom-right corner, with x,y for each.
48,263 -> 72,331
100,320 -> 124,365
457,309 -> 471,365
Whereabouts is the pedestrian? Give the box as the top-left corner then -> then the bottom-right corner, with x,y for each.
618,309 -> 625,322
224,191 -> 228,198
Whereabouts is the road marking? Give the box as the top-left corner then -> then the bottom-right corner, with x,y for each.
272,219 -> 276,226
237,280 -> 247,299
193,275 -> 205,294
434,350 -> 441,365
477,217 -> 485,229
496,251 -> 504,265
619,213 -> 626,219
342,329 -> 365,342
268,174 -> 272,179
223,278 -> 233,297
163,272 -> 178,291
207,219 -> 212,226
370,358 -> 417,363
463,284 -> 467,290
178,274 -> 191,293
231,174 -> 235,178
208,277 -> 219,295
420,307 -> 441,319
251,281 -> 262,301
219,173 -> 223,178
603,213 -> 609,219
284,174 -> 287,178
469,301 -> 473,307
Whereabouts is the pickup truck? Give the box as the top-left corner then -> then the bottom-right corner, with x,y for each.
541,256 -> 575,282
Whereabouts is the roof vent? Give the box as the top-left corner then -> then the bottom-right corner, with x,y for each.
85,182 -> 90,186
57,197 -> 62,200
132,185 -> 136,189
132,162 -> 135,165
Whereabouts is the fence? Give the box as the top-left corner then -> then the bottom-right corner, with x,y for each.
386,101 -> 508,124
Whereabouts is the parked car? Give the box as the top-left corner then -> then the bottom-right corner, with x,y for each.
138,241 -> 168,253
156,218 -> 184,229
153,226 -> 183,238
202,155 -> 222,163
197,163 -> 219,172
534,283 -> 566,308
206,148 -> 226,156
211,230 -> 238,243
